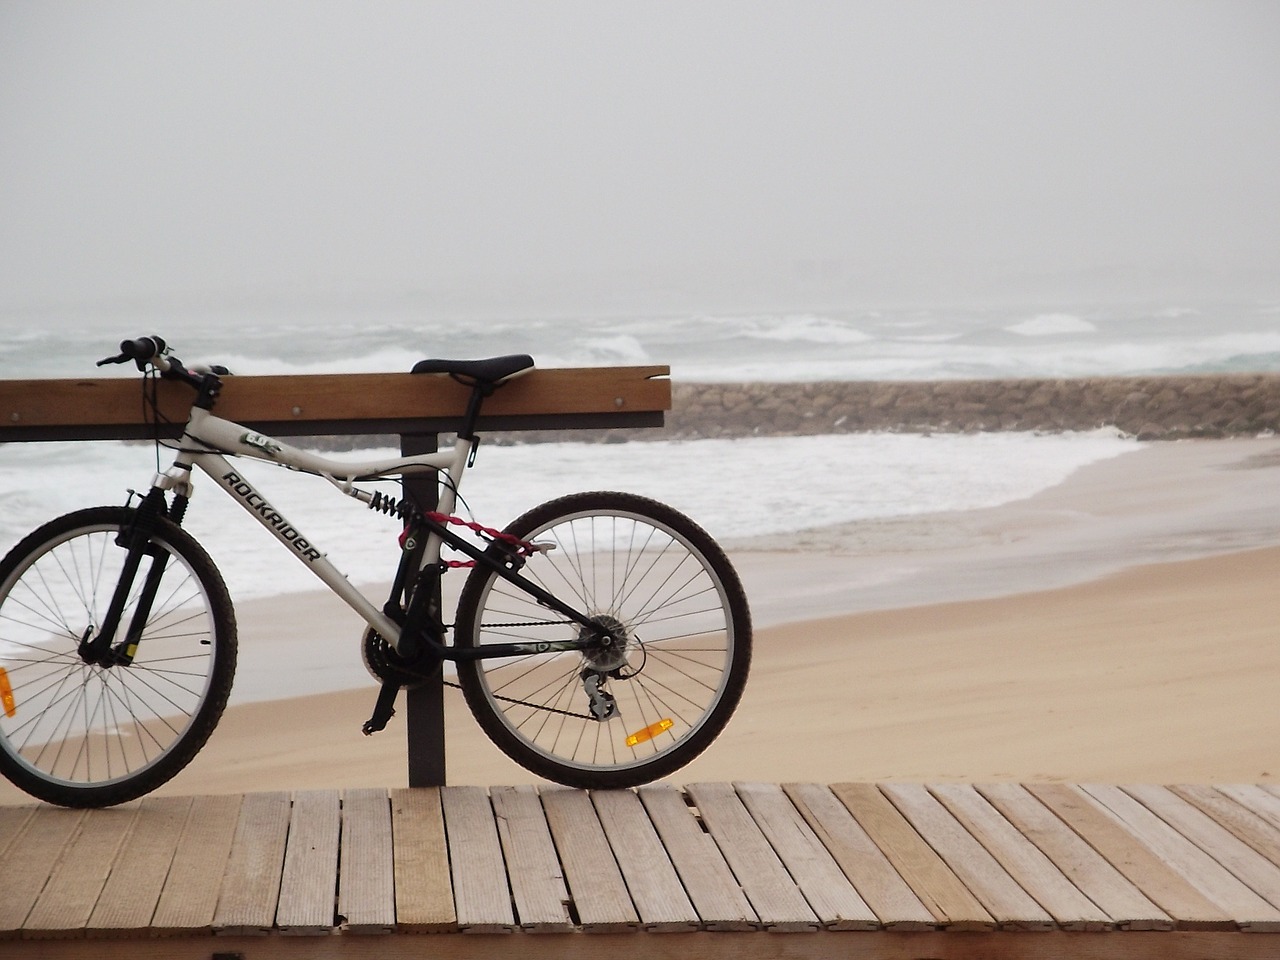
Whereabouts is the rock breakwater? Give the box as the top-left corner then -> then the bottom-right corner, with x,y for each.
494,373 -> 1280,444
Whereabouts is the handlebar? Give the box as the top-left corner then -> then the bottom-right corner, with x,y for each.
97,335 -> 231,392
97,336 -> 170,369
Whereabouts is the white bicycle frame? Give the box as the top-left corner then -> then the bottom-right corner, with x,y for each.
151,404 -> 469,650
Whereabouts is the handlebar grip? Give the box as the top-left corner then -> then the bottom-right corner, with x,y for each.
118,336 -> 167,361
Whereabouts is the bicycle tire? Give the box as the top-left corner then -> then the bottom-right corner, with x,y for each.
0,506 -> 236,807
453,491 -> 751,789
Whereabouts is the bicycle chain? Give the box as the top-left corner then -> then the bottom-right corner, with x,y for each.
396,619 -> 595,722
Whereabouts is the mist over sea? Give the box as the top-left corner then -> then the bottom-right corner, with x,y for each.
2,299 -> 1277,600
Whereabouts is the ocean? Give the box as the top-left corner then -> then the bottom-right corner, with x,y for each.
2,297 -> 1278,600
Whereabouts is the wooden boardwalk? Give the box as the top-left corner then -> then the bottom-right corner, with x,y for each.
3,782 -> 1280,959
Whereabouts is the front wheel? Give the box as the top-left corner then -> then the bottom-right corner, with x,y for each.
0,506 -> 237,807
453,491 -> 751,789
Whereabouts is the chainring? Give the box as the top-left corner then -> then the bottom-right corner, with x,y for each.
361,627 -> 441,688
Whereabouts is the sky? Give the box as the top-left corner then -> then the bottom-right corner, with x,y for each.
2,0 -> 1278,318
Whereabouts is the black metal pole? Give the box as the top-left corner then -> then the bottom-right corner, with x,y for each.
399,431 -> 446,787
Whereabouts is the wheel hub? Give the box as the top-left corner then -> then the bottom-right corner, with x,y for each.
577,614 -> 636,674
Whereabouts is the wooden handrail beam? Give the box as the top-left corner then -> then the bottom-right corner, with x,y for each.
0,366 -> 671,441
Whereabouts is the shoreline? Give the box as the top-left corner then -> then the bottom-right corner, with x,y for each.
219,434 -> 1280,707
2,434 -> 1279,802
21,541 -> 1268,801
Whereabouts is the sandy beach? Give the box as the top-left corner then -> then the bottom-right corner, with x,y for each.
2,435 -> 1278,804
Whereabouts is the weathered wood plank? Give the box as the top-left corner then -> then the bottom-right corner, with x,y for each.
23,806 -> 137,938
880,782 -> 1053,931
735,782 -> 878,930
0,806 -> 84,937
1027,783 -> 1235,929
440,785 -> 514,932
489,785 -> 573,932
1170,783 -> 1280,868
86,796 -> 193,937
149,793 -> 242,934
275,790 -> 341,935
637,784 -> 758,931
930,783 -> 1112,930
783,782 -> 934,930
389,787 -> 457,933
686,782 -> 818,931
831,782 -> 994,930
977,782 -> 1171,930
211,791 -> 292,935
0,366 -> 671,440
0,805 -> 35,854
591,788 -> 699,931
3,927 -> 1280,960
1218,784 -> 1280,833
1125,785 -> 1280,911
339,788 -> 395,934
540,787 -> 639,932
1086,784 -> 1280,929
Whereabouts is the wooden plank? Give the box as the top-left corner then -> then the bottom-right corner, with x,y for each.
539,787 -> 639,932
0,806 -> 84,937
830,782 -> 994,930
783,782 -> 935,930
1,928 -> 1280,960
1170,784 -> 1280,868
0,805 -> 35,854
685,782 -> 818,931
86,796 -> 193,937
275,790 -> 341,935
1085,784 -> 1280,929
212,791 -> 292,935
930,784 -> 1112,930
1026,783 -> 1235,929
489,785 -> 573,932
0,366 -> 671,439
1218,784 -> 1280,833
591,788 -> 699,932
880,783 -> 1054,931
150,793 -> 242,934
977,782 -> 1171,930
1124,785 -> 1280,914
440,785 -> 514,932
735,782 -> 878,930
389,787 -> 457,933
637,783 -> 758,931
23,806 -> 137,938
339,788 -> 395,934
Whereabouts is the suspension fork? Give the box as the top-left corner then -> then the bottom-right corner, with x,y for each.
78,488 -> 180,667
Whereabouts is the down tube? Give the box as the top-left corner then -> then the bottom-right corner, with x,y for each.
194,452 -> 402,641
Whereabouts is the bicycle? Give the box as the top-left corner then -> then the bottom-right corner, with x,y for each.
0,336 -> 751,807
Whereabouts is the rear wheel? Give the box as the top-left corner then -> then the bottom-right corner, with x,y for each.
454,491 -> 751,788
0,506 -> 236,807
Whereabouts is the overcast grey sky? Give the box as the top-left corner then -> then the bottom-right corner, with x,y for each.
2,1 -> 1278,314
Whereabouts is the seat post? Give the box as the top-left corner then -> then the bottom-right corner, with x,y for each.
457,381 -> 494,442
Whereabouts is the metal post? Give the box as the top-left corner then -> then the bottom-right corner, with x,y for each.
399,432 -> 446,786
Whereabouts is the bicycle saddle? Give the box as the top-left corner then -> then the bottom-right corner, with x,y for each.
411,354 -> 535,385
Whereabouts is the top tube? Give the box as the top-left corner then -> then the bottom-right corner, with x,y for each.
182,407 -> 463,482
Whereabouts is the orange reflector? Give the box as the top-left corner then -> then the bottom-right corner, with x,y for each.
0,667 -> 14,718
625,718 -> 673,748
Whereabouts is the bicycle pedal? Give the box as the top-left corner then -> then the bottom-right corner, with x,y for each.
362,681 -> 400,735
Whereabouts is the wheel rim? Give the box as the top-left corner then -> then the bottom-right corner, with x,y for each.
466,508 -> 737,774
0,524 -> 219,790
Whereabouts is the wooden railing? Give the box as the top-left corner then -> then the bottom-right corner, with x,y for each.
0,365 -> 672,786
0,365 -> 672,440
